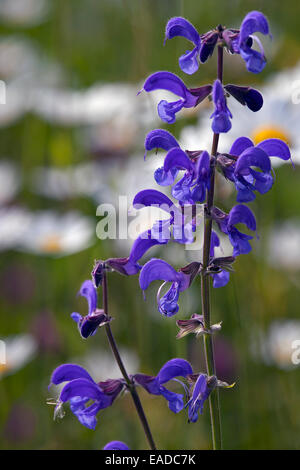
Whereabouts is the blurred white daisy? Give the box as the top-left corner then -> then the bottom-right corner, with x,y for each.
32,162 -> 114,203
0,206 -> 33,251
0,36 -> 65,126
0,0 -> 50,27
254,320 -> 300,370
32,82 -> 157,128
18,210 -> 95,257
0,160 -> 20,205
267,219 -> 300,270
80,348 -> 140,381
0,334 -> 37,379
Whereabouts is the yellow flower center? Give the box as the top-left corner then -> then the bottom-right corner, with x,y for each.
0,362 -> 9,374
252,125 -> 291,145
40,235 -> 62,253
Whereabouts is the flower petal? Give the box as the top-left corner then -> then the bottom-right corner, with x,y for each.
210,230 -> 220,257
133,189 -> 174,209
157,99 -> 184,124
229,136 -> 254,156
164,147 -> 194,173
157,358 -> 193,384
239,11 -> 269,44
103,441 -> 130,450
225,84 -> 263,112
143,71 -> 190,101
144,129 -> 179,159
211,79 -> 232,133
50,364 -> 94,386
79,311 -> 110,339
129,231 -> 168,265
212,270 -> 230,288
256,138 -> 291,161
199,32 -> 218,62
179,48 -> 199,75
235,146 -> 271,175
60,378 -> 105,403
154,167 -> 178,186
165,17 -> 200,46
79,280 -> 97,315
159,387 -> 184,413
228,204 -> 256,231
139,258 -> 180,290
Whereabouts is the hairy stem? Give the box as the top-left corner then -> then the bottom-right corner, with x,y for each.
102,271 -> 157,450
201,45 -> 223,450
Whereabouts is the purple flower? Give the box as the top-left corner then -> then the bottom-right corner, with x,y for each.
139,258 -> 191,316
226,137 -> 291,202
141,71 -> 212,123
144,130 -> 212,204
134,358 -> 193,413
144,129 -> 180,186
165,13 -> 270,75
92,231 -> 168,287
133,189 -> 196,244
209,231 -> 230,288
187,374 -> 213,422
164,148 -> 211,204
103,441 -> 130,450
49,364 -> 124,430
71,280 -> 111,339
210,80 -> 232,133
164,17 -> 221,72
164,17 -> 201,74
236,11 -> 270,74
213,205 -> 256,256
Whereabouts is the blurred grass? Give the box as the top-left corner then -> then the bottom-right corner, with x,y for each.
0,0 -> 300,450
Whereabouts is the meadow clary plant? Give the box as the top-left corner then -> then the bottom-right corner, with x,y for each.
48,11 -> 291,450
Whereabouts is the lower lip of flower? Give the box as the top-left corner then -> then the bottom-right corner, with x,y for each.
40,235 -> 62,253
251,125 -> 291,145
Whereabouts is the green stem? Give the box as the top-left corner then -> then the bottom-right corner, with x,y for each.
200,45 -> 223,450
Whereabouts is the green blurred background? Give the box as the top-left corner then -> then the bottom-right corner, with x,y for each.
0,0 -> 300,450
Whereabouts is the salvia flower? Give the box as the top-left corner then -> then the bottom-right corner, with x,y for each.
71,280 -> 111,339
141,71 -> 212,123
92,230 -> 168,287
134,358 -> 193,413
144,129 -> 180,186
49,364 -> 125,430
144,131 -> 212,204
164,17 -> 202,74
235,11 -> 270,74
226,137 -> 291,202
139,258 -> 192,317
187,374 -> 215,422
164,148 -> 211,204
165,12 -> 270,75
164,17 -> 221,72
213,204 -> 257,256
103,441 -> 130,450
